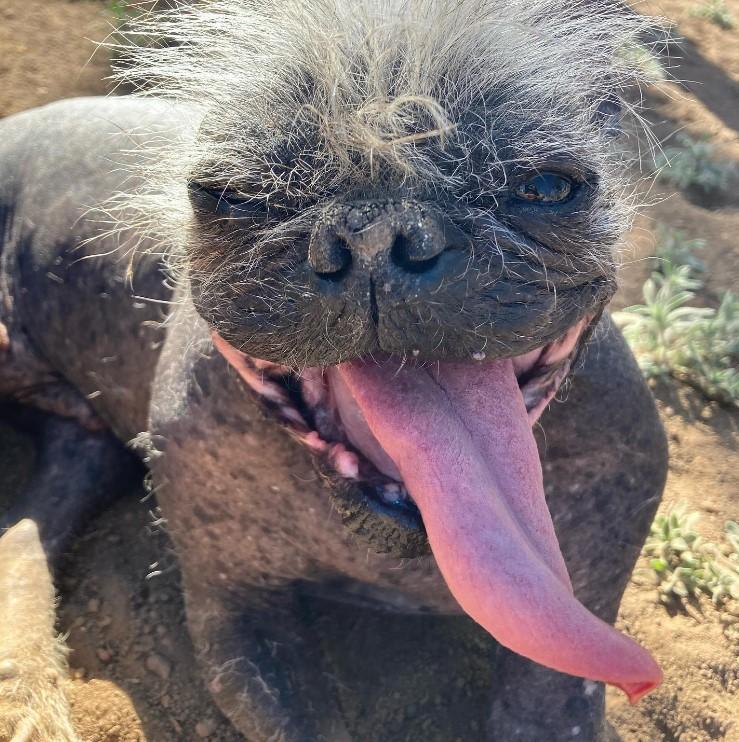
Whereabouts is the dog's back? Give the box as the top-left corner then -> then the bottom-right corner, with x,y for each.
0,97 -> 185,440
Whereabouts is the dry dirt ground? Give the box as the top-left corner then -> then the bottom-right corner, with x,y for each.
0,0 -> 737,740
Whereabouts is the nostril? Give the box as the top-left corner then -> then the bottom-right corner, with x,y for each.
390,233 -> 441,275
311,236 -> 353,282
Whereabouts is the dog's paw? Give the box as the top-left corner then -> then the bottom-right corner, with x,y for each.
0,663 -> 77,742
0,520 -> 78,742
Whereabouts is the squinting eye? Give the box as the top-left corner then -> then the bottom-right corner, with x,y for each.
188,181 -> 271,219
513,172 -> 574,204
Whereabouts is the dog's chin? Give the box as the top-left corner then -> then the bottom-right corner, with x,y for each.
211,315 -> 592,559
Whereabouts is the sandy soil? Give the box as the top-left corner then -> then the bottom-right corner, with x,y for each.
0,0 -> 737,740
0,0 -> 112,118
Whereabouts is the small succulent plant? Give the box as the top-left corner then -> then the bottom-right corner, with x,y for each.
644,503 -> 739,605
619,39 -> 667,83
653,226 -> 706,275
655,134 -> 732,193
108,0 -> 133,22
691,0 -> 736,29
615,227 -> 738,404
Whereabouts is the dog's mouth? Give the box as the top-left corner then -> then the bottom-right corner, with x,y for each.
212,320 -> 586,518
211,316 -> 661,703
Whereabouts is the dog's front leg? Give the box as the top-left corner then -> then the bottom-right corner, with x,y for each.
0,408 -> 141,560
181,585 -> 351,742
147,311 -> 353,741
489,654 -> 608,741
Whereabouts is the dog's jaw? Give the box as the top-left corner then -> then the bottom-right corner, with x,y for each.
211,316 -> 588,513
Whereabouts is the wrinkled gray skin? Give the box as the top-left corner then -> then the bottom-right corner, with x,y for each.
0,98 -> 667,741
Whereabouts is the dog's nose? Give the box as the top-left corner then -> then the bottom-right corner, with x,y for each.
308,202 -> 464,283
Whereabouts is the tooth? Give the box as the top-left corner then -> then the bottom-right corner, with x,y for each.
380,482 -> 413,505
280,406 -> 306,426
381,484 -> 407,505
329,444 -> 359,479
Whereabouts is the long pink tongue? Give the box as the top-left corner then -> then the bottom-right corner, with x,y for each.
336,358 -> 661,702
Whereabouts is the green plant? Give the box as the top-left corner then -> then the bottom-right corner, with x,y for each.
644,502 -> 739,605
691,0 -> 736,29
678,291 -> 739,401
619,40 -> 667,83
615,230 -> 738,403
614,266 -> 713,375
655,134 -> 732,193
653,226 -> 706,275
107,0 -> 132,23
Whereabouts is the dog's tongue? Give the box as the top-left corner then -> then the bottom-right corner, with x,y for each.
335,358 -> 661,702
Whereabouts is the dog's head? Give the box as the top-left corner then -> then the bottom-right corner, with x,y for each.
119,0 -> 662,700
179,2 -> 635,367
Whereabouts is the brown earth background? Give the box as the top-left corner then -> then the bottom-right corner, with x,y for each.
0,0 -> 737,740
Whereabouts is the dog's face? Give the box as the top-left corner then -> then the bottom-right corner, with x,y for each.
170,0 -> 635,544
183,16 -> 626,369
124,0 -> 662,699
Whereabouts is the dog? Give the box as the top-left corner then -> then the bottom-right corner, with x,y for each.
0,1 -> 667,739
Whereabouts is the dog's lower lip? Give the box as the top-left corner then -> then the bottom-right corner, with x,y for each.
211,316 -> 591,523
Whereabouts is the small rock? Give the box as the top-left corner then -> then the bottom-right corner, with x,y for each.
195,719 -> 217,738
0,660 -> 17,680
135,637 -> 155,653
96,648 -> 112,663
146,653 -> 171,680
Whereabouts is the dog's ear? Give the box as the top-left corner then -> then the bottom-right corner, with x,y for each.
593,96 -> 623,137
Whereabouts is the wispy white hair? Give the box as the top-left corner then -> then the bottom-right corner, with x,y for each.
104,0 -> 664,284
114,0 -> 661,187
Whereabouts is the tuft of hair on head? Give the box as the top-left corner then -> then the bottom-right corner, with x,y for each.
102,0 -> 668,278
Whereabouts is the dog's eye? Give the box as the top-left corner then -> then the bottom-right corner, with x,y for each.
188,182 -> 270,219
512,172 -> 574,204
